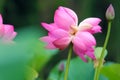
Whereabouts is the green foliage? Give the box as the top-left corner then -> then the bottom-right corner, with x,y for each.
47,63 -> 62,80
67,57 -> 94,80
101,64 -> 120,80
48,57 -> 109,80
95,47 -> 108,59
48,57 -> 108,80
25,67 -> 38,80
0,26 -> 58,80
0,44 -> 32,80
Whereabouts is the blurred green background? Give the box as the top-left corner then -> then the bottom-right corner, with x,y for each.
0,0 -> 120,80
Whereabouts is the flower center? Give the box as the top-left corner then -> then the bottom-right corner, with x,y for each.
70,25 -> 79,35
70,23 -> 92,36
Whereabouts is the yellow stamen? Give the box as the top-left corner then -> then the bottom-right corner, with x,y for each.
70,25 -> 78,35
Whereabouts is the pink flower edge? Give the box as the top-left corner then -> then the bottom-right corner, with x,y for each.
0,14 -> 17,43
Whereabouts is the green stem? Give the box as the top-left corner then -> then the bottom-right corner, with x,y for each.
64,44 -> 73,80
58,71 -> 62,80
94,21 -> 112,80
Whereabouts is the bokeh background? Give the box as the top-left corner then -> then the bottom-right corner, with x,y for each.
0,0 -> 120,80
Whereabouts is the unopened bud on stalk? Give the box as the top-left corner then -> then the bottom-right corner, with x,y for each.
58,62 -> 64,72
106,4 -> 115,21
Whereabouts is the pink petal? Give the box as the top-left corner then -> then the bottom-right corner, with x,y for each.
40,36 -> 57,49
80,18 -> 101,26
45,43 -> 57,49
73,45 -> 87,62
0,24 -> 4,37
78,53 -> 87,62
91,25 -> 102,33
41,22 -> 58,31
40,36 -> 55,43
72,36 -> 87,51
0,14 -> 3,24
1,32 -> 17,43
75,31 -> 96,47
54,6 -> 77,31
8,32 -> 17,40
73,32 -> 96,61
85,47 -> 96,60
53,37 -> 71,50
79,18 -> 102,34
2,25 -> 14,39
49,29 -> 70,38
63,7 -> 78,25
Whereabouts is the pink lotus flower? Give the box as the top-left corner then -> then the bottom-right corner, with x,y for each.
40,6 -> 101,62
0,14 -> 17,43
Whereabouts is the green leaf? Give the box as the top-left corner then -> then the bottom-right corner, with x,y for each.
101,64 -> 120,80
47,61 -> 65,80
48,57 -> 94,80
67,57 -> 94,80
25,67 -> 38,80
95,47 -> 108,59
0,44 -> 32,80
48,57 -> 107,80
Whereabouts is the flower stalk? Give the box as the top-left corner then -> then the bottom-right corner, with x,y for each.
94,4 -> 114,80
94,21 -> 112,80
64,44 -> 73,80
